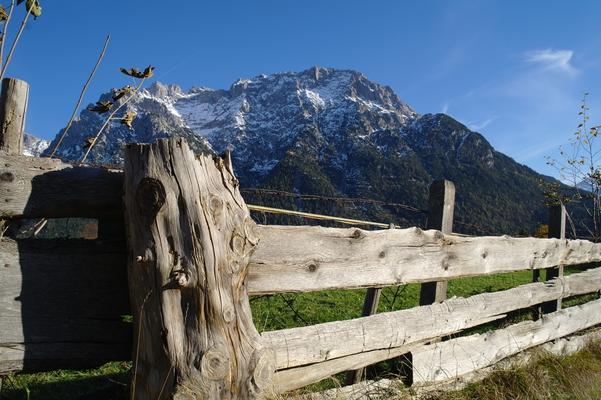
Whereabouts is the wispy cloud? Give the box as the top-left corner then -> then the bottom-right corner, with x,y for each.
523,49 -> 578,74
442,103 -> 449,114
468,117 -> 496,131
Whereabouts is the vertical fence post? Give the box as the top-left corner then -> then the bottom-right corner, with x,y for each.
419,180 -> 455,305
533,204 -> 566,319
0,78 -> 28,155
124,139 -> 273,399
345,224 -> 395,384
0,78 -> 28,238
543,204 -> 566,312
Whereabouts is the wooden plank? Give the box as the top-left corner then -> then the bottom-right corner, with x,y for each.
306,328 -> 601,399
262,267 -> 601,372
4,224 -> 601,296
0,153 -> 123,218
248,225 -> 601,294
420,181 -> 455,304
0,238 -> 131,374
274,340 -> 427,393
124,139 -> 273,399
0,78 -> 28,155
412,298 -> 601,384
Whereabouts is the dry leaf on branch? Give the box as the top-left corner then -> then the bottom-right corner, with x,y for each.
119,65 -> 154,79
112,85 -> 134,101
87,100 -> 113,113
0,5 -> 8,21
120,110 -> 136,130
17,0 -> 42,18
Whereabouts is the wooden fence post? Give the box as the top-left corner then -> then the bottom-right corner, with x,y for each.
0,78 -> 28,155
419,180 -> 455,305
124,138 -> 273,399
543,204 -> 566,312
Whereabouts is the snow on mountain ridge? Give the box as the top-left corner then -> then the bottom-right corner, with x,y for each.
45,67 -> 420,182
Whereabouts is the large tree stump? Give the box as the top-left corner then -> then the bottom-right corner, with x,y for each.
124,138 -> 273,399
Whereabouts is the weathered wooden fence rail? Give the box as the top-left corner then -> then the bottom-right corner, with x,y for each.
2,79 -> 601,398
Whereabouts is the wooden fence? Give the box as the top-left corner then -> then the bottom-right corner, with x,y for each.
2,77 -> 601,399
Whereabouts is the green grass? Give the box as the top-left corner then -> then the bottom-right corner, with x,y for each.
1,268 -> 598,399
0,362 -> 130,400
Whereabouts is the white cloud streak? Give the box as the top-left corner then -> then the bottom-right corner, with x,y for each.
523,49 -> 578,74
468,117 -> 496,131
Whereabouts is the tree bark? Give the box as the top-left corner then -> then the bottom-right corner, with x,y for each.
124,138 -> 273,399
0,78 -> 28,155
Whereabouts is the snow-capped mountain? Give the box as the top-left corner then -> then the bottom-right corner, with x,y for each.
23,133 -> 50,156
44,67 -> 555,234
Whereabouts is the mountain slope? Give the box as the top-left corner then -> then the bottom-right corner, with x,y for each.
43,67 -> 555,234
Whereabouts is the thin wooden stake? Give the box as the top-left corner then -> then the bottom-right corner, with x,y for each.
419,180 -> 455,305
49,34 -> 110,158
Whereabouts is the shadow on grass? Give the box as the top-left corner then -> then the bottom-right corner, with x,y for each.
0,363 -> 130,400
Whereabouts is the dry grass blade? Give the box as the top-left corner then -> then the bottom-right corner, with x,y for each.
49,34 -> 110,158
79,77 -> 146,164
0,0 -> 16,74
0,0 -> 33,82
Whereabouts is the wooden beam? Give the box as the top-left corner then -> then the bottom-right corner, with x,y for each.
123,139 -> 274,400
0,153 -> 123,218
0,78 -> 28,155
420,180 -> 455,305
0,238 -> 131,374
274,340 -> 427,393
262,267 -> 601,373
248,225 -> 601,294
3,222 -> 601,296
412,298 -> 601,384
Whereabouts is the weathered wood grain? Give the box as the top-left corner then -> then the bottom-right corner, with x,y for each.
262,267 -> 601,372
3,153 -> 601,294
0,78 -> 28,155
248,225 -> 601,294
274,340 -> 427,393
303,328 -> 601,399
124,139 -> 273,399
0,154 -> 123,218
0,238 -> 131,374
412,298 -> 601,384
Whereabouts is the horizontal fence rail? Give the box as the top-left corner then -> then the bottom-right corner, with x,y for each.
265,267 -> 601,391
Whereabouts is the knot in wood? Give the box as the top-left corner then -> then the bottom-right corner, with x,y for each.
135,177 -> 166,218
171,270 -> 191,288
351,229 -> 364,239
250,349 -> 275,394
200,347 -> 229,381
0,171 -> 14,182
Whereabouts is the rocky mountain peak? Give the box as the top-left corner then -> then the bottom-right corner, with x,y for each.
39,67 -> 554,234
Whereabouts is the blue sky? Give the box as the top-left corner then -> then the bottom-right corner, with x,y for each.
8,0 -> 601,177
